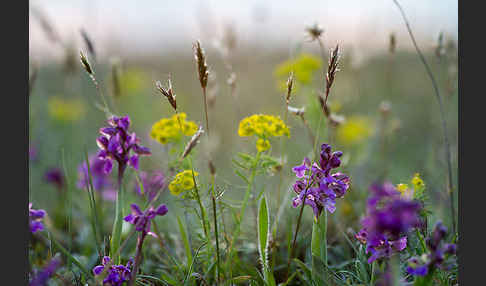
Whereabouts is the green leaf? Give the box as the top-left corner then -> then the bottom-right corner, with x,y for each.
177,216 -> 193,267
257,196 -> 269,267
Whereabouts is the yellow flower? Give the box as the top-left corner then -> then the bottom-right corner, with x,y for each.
48,97 -> 85,122
256,138 -> 271,152
169,170 -> 199,196
238,117 -> 255,137
336,116 -> 373,145
150,113 -> 198,145
396,183 -> 414,200
238,114 -> 290,152
238,114 -> 289,139
274,53 -> 322,85
411,173 -> 425,189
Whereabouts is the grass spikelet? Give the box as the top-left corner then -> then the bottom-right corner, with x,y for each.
193,40 -> 209,89
155,77 -> 177,111
181,126 -> 204,159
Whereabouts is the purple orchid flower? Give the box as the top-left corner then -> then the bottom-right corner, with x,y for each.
124,203 -> 168,236
291,143 -> 350,219
93,256 -> 133,286
96,115 -> 151,174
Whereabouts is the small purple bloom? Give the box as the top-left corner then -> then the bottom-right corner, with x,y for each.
44,168 -> 65,190
407,221 -> 457,277
29,256 -> 61,286
124,203 -> 168,236
29,203 -> 46,233
96,115 -> 151,174
134,171 -> 166,202
291,143 -> 350,219
77,155 -> 116,201
292,157 -> 311,178
92,256 -> 133,286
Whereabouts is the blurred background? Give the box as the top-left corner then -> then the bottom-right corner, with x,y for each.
29,0 -> 458,265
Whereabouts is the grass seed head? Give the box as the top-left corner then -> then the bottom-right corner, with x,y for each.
155,77 -> 177,111
79,50 -> 94,75
193,40 -> 209,89
181,126 -> 204,159
286,72 -> 294,104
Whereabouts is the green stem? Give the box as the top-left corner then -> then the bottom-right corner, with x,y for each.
111,164 -> 126,264
311,211 -> 327,284
211,174 -> 221,284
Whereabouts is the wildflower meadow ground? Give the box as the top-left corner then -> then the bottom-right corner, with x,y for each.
29,2 -> 458,285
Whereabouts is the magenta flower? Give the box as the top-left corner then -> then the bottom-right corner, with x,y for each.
92,256 -> 133,286
96,115 -> 151,174
29,203 -> 46,233
124,203 -> 168,236
291,143 -> 350,219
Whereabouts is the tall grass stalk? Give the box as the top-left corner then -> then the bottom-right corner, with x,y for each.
392,0 -> 456,233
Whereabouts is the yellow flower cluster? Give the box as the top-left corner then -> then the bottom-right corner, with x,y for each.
47,97 -> 85,122
169,170 -> 199,196
397,173 -> 425,200
238,114 -> 290,152
150,113 -> 198,144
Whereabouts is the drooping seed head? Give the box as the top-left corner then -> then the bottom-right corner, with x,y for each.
181,126 -> 204,159
155,77 -> 177,111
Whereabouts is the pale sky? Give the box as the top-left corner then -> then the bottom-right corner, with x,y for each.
29,0 -> 458,62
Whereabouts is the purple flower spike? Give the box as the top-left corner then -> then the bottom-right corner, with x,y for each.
291,143 -> 350,219
29,203 -> 46,233
124,203 -> 168,235
96,115 -> 151,174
